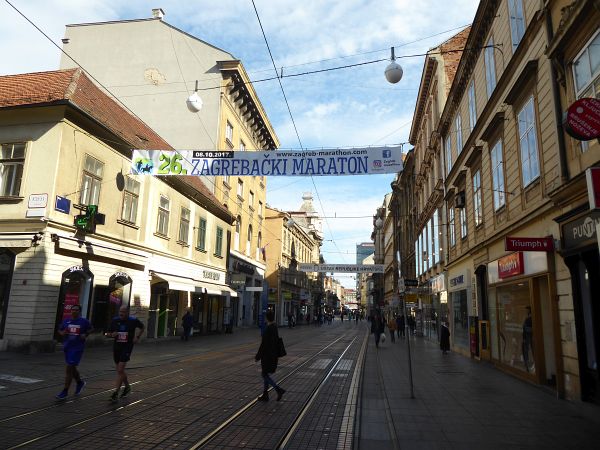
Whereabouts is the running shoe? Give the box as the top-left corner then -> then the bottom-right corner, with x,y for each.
120,385 -> 131,398
75,380 -> 86,396
110,390 -> 119,402
55,389 -> 68,400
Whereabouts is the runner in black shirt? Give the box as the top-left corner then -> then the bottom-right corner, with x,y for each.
105,305 -> 144,402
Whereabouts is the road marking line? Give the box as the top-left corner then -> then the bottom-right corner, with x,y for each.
0,375 -> 43,384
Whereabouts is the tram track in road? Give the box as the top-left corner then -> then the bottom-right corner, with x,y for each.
190,327 -> 367,450
1,324 -> 355,449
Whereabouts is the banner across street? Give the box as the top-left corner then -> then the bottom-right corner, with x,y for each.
298,263 -> 385,273
131,146 -> 403,177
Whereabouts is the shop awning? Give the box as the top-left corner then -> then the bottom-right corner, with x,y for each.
152,272 -> 204,293
153,272 -> 238,297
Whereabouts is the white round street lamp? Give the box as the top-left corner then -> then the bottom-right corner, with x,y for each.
186,80 -> 203,113
384,47 -> 403,84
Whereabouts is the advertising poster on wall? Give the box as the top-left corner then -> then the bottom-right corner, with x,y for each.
62,293 -> 79,321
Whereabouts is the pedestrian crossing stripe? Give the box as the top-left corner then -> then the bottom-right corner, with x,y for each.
0,374 -> 43,384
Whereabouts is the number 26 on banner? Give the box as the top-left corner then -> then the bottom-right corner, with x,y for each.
158,153 -> 187,175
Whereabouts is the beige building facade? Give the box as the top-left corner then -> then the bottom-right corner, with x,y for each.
263,206 -> 320,324
0,69 -> 234,351
59,10 -> 279,328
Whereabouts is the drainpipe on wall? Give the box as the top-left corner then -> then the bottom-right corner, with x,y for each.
544,4 -> 569,184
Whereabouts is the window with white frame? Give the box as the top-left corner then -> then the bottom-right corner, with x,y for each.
179,207 -> 190,243
80,154 -> 104,205
234,216 -> 241,251
121,177 -> 140,224
240,141 -> 246,151
197,217 -> 207,251
225,121 -> 233,144
156,195 -> 170,235
468,81 -> 477,131
573,30 -> 600,152
449,205 -> 456,247
246,225 -> 252,255
518,97 -> 540,187
256,231 -> 262,260
460,206 -> 467,238
485,37 -> 497,97
0,143 -> 26,197
508,0 -> 525,51
445,136 -> 453,174
415,239 -> 420,275
473,170 -> 483,226
249,190 -> 254,209
490,140 -> 506,210
237,179 -> 243,198
456,115 -> 463,154
215,227 -> 223,256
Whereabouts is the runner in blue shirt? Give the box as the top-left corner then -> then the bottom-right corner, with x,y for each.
105,305 -> 144,402
56,304 -> 92,400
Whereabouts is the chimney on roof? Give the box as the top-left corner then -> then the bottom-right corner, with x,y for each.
152,8 -> 165,19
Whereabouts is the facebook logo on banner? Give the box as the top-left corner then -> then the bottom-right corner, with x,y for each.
382,149 -> 391,158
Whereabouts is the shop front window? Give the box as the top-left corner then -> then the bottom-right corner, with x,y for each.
496,281 -> 535,374
92,274 -> 132,332
55,267 -> 93,339
451,290 -> 469,348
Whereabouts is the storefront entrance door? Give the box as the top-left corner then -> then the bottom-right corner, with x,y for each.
570,251 -> 600,404
0,249 -> 15,339
157,294 -> 168,337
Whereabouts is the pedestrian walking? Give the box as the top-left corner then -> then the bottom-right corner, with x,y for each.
355,312 -> 359,324
371,313 -> 385,348
397,314 -> 405,339
408,315 -> 416,335
255,310 -> 285,402
105,306 -> 145,402
387,315 -> 397,343
440,321 -> 450,354
55,304 -> 92,400
181,309 -> 193,341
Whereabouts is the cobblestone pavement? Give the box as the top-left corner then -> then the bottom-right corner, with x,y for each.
359,330 -> 600,450
0,320 -> 367,449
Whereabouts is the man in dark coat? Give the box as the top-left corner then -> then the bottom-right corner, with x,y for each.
440,321 -> 450,354
371,312 -> 384,348
181,309 -> 193,341
255,310 -> 285,401
396,314 -> 405,339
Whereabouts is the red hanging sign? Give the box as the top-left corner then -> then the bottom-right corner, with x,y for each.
498,252 -> 524,279
565,97 -> 600,141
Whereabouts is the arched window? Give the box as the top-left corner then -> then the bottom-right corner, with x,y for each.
234,216 -> 241,251
256,232 -> 262,260
246,225 -> 252,255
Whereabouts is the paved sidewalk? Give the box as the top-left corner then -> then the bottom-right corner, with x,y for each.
360,331 -> 600,450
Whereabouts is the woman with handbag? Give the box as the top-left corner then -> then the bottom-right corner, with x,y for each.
255,310 -> 286,401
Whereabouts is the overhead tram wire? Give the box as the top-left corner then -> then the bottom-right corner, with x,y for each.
102,23 -> 473,89
250,0 -> 348,264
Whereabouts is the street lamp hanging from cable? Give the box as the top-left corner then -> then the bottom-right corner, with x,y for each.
384,47 -> 403,84
186,80 -> 203,113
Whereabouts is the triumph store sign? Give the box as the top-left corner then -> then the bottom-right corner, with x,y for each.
498,252 -> 524,279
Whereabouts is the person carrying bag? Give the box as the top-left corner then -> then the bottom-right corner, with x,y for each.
255,310 -> 286,401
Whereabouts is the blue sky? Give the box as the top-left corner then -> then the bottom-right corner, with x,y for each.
1,0 -> 479,286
